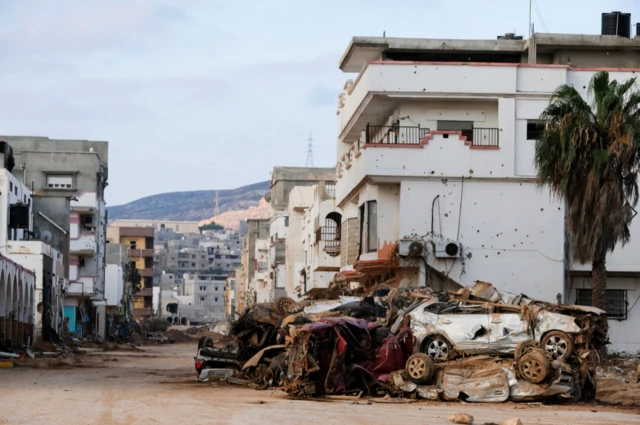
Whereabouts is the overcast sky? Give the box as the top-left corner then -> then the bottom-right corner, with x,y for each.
0,0 -> 636,205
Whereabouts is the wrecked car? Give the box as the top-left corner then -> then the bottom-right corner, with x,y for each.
399,282 -> 608,362
284,317 -> 414,397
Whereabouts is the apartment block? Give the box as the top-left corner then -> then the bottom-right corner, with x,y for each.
334,31 -> 640,351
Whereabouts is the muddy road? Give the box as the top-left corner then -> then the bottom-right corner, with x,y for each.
0,343 -> 638,425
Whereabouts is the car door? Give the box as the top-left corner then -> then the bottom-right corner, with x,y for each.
436,303 -> 491,354
488,308 -> 532,354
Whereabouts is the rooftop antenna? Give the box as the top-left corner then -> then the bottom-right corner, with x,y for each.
213,191 -> 220,217
528,0 -> 532,38
305,131 -> 314,167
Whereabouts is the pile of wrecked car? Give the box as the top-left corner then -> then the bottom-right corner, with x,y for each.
195,281 -> 608,404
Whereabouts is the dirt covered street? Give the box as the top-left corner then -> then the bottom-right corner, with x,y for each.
0,343 -> 637,425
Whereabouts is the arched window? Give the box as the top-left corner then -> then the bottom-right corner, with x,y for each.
323,212 -> 342,256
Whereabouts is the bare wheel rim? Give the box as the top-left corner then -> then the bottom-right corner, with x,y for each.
522,359 -> 543,380
427,340 -> 448,360
407,358 -> 426,378
279,298 -> 294,312
545,336 -> 568,358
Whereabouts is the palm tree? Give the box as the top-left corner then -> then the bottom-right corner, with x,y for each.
535,71 -> 640,310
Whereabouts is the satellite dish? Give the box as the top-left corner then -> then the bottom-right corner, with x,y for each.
40,231 -> 53,245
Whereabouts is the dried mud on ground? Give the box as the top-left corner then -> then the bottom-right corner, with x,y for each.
1,343 -> 639,425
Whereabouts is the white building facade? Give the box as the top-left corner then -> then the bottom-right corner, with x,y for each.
335,34 -> 640,351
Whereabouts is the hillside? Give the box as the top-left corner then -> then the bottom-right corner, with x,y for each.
199,198 -> 270,230
108,181 -> 270,221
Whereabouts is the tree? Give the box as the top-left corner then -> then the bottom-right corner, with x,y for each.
535,71 -> 640,309
199,221 -> 224,232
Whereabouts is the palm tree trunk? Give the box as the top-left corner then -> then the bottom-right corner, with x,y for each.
591,255 -> 607,310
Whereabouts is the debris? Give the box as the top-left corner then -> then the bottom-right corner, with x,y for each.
415,386 -> 439,400
501,419 -> 523,425
449,413 -> 474,424
0,361 -> 14,368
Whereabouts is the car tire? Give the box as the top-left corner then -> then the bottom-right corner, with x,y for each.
518,350 -> 551,384
514,339 -> 538,358
198,336 -> 214,349
273,297 -> 295,316
541,331 -> 574,359
406,353 -> 435,384
424,335 -> 453,362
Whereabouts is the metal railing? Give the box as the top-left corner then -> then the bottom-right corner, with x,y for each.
470,128 -> 499,147
365,123 -> 430,145
325,181 -> 336,197
319,226 -> 341,257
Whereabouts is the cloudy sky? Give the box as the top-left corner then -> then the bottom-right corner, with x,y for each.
0,0 -> 636,205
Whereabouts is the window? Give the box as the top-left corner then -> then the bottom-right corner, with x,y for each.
215,297 -> 218,302
46,174 -> 74,190
576,288 -> 627,320
367,201 -> 378,253
215,287 -> 218,292
527,121 -> 545,140
9,182 -> 12,192
438,121 -> 473,140
191,262 -> 195,267
129,241 -> 137,249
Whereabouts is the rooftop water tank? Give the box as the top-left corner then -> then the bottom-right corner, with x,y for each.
602,11 -> 631,38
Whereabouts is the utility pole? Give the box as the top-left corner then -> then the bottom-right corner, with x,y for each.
305,131 -> 314,167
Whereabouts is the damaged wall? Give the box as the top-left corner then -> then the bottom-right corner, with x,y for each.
399,179 -> 565,302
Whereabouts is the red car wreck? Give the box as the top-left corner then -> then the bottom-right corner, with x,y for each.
284,317 -> 414,397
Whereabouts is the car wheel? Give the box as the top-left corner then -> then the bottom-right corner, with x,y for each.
518,350 -> 551,384
198,336 -> 214,349
273,297 -> 295,316
425,336 -> 452,362
514,339 -> 538,358
406,353 -> 435,384
541,331 -> 574,359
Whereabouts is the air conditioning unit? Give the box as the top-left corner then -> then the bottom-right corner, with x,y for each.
398,240 -> 425,258
435,241 -> 461,258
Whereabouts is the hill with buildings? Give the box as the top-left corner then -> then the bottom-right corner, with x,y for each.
108,180 -> 270,222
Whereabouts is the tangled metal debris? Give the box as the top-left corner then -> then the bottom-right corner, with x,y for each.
196,282 -> 609,404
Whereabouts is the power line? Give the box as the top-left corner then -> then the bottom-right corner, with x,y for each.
533,0 -> 549,33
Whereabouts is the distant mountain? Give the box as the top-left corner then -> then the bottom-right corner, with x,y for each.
108,181 -> 270,222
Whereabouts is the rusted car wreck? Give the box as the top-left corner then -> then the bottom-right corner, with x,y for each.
199,282 -> 607,403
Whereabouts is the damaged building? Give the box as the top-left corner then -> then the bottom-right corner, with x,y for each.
333,30 -> 640,352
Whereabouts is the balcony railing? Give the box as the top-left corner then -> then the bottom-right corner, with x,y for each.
365,123 -> 431,146
364,124 -> 499,148
133,308 -> 153,317
317,226 -> 341,257
135,288 -> 154,297
139,268 -> 154,277
469,128 -> 499,147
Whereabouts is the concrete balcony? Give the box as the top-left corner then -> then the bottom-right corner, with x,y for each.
129,249 -> 154,258
70,233 -> 97,255
139,268 -> 154,277
135,288 -> 153,297
67,277 -> 95,296
338,61 -> 568,141
133,308 -> 153,317
70,192 -> 99,212
336,129 -> 509,206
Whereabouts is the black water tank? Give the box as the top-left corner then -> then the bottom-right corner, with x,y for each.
9,203 -> 29,229
636,23 -> 640,37
602,11 -> 631,38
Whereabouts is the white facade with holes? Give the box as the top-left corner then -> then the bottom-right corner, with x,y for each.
335,37 -> 640,352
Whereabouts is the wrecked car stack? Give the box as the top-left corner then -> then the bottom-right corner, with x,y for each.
199,282 -> 608,404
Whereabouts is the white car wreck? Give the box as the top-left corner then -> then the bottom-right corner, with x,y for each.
400,282 -> 608,362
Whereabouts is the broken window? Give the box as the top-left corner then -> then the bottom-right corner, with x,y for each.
526,120 -> 545,140
129,241 -> 136,249
576,288 -> 627,320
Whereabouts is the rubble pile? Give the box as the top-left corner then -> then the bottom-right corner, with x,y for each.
196,282 -> 626,405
